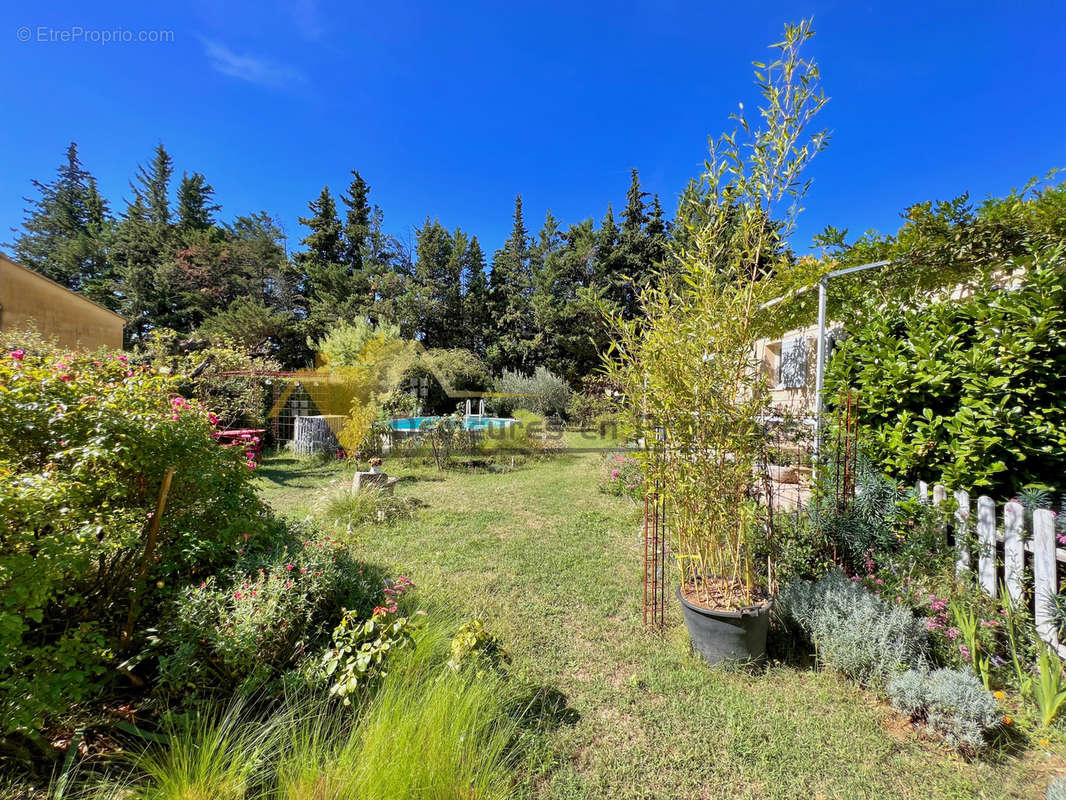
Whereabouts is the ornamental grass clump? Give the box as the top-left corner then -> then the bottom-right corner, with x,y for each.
606,20 -> 828,610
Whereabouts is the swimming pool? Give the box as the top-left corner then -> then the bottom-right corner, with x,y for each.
389,415 -> 516,433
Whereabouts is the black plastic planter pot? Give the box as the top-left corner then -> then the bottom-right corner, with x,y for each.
676,586 -> 772,665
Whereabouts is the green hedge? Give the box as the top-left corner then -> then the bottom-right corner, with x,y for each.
825,244 -> 1066,496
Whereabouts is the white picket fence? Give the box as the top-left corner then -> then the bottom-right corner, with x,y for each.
918,481 -> 1064,654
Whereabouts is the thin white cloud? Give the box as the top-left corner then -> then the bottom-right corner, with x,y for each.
201,38 -> 305,89
285,0 -> 325,41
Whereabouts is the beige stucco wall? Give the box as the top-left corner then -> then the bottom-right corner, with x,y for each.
0,254 -> 124,350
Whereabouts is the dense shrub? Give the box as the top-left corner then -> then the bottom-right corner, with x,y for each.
779,571 -> 929,687
135,328 -> 281,430
825,244 -> 1066,497
567,375 -> 623,428
887,667 -> 1000,751
401,348 -> 491,415
491,367 -> 570,418
157,523 -> 385,697
0,334 -> 272,742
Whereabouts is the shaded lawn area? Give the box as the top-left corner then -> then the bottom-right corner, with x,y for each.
255,449 -> 1065,800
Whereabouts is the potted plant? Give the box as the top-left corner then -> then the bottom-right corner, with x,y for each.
368,456 -> 383,474
606,20 -> 827,663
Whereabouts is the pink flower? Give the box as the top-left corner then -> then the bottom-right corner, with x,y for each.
875,578 -> 884,585
208,413 -> 219,425
300,567 -> 308,573
850,576 -> 861,582
285,563 -> 295,571
959,644 -> 971,660
610,469 -> 620,480
373,605 -> 387,616
117,355 -> 128,363
93,360 -> 102,366
253,436 -> 260,444
9,349 -> 24,361
126,370 -> 134,377
926,617 -> 944,631
199,581 -> 206,589
946,627 -> 960,640
60,375 -> 72,382
246,460 -> 257,469
234,591 -> 242,600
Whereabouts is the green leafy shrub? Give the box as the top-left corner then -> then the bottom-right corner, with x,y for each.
0,334 -> 271,742
400,348 -> 491,415
825,243 -> 1066,497
319,604 -> 418,705
448,619 -> 510,673
887,667 -> 1000,752
491,367 -> 570,418
779,571 -> 929,687
567,375 -> 623,428
157,524 -> 384,697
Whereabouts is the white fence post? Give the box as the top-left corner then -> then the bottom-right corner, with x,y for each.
917,481 -> 929,503
1033,509 -> 1059,651
1003,500 -> 1025,605
977,496 -> 997,597
954,489 -> 971,578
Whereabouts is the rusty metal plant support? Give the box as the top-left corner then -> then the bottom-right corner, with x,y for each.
643,489 -> 667,632
832,390 -> 860,514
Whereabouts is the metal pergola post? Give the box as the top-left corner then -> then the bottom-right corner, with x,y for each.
759,259 -> 893,484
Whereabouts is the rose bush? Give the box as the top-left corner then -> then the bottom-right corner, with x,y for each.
0,333 -> 275,748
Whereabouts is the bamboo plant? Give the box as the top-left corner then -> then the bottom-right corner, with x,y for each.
606,20 -> 828,610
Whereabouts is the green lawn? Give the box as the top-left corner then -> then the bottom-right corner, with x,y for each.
255,449 -> 1063,800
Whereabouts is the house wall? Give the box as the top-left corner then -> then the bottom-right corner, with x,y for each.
0,254 -> 124,350
755,322 -> 821,417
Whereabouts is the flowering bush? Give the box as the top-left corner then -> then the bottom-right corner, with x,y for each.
0,333 -> 272,742
157,523 -> 384,696
599,452 -> 644,501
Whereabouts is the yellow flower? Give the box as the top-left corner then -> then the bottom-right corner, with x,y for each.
993,690 -> 1004,700
1040,738 -> 1050,747
1004,716 -> 1013,725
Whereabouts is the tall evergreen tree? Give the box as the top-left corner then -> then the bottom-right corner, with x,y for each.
340,170 -> 371,272
461,235 -> 490,355
176,172 -> 220,234
411,217 -> 455,345
11,142 -> 113,300
487,195 -> 536,372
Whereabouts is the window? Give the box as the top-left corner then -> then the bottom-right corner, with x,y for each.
778,336 -> 808,389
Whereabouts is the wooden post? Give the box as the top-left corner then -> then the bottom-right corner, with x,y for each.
977,495 -> 997,597
1033,509 -> 1059,650
122,466 -> 175,645
954,489 -> 971,578
1003,500 -> 1025,605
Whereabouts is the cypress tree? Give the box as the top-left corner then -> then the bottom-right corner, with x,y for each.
461,235 -> 490,356
487,195 -> 536,372
176,172 -> 220,233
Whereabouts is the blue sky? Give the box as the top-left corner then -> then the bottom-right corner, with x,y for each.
2,1 -> 1064,258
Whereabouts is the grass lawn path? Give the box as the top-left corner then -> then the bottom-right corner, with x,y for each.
257,452 -> 1063,799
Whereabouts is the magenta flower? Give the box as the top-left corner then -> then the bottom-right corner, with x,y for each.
285,563 -> 295,571
926,617 -> 944,631
117,354 -> 128,363
9,349 -> 24,361
610,469 -> 620,480
60,375 -> 72,382
208,412 -> 219,425
959,644 -> 971,659
946,627 -> 960,640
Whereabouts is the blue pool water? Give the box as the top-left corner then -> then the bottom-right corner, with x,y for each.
389,415 -> 516,432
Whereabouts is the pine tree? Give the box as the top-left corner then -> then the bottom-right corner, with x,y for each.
340,170 -> 371,272
487,195 -> 536,372
296,186 -> 362,342
176,172 -> 220,233
593,202 -> 626,317
136,143 -> 174,227
11,142 -> 113,297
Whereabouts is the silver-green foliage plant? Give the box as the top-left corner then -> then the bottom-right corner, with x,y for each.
492,366 -> 571,418
779,571 -> 929,687
605,20 -> 829,609
887,668 -> 1000,752
1048,775 -> 1066,800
